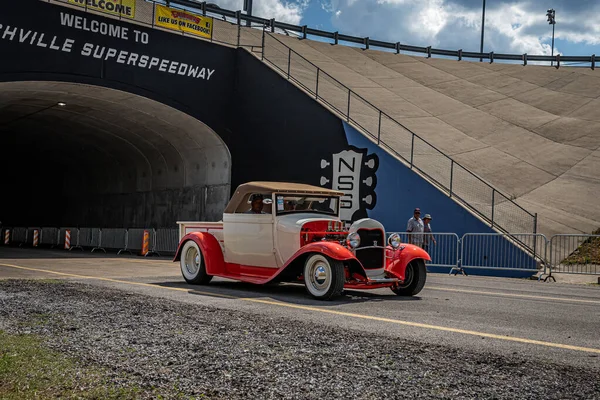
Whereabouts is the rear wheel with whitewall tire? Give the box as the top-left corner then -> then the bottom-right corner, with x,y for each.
180,240 -> 213,285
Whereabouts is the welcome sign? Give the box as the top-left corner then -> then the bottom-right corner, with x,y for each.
67,0 -> 136,19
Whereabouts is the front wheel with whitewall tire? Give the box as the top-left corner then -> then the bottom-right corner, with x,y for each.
391,259 -> 426,296
303,254 -> 345,300
180,240 -> 213,285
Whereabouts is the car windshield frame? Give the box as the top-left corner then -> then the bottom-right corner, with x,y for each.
274,194 -> 340,217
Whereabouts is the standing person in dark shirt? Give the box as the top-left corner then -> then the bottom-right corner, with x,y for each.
422,214 -> 436,253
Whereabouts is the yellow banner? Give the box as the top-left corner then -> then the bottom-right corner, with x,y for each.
155,4 -> 213,39
68,0 -> 136,19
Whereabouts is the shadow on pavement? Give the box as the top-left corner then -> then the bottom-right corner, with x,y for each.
0,246 -> 172,261
154,280 -> 423,307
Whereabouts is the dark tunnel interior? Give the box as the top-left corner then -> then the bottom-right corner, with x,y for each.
0,81 -> 231,228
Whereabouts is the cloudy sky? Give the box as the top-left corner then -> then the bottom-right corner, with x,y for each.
208,0 -> 599,60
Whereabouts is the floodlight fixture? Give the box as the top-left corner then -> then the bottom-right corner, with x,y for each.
546,9 -> 556,25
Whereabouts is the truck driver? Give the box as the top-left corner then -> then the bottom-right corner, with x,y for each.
245,194 -> 268,214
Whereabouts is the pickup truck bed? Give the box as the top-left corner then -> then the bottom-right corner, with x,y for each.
177,221 -> 224,248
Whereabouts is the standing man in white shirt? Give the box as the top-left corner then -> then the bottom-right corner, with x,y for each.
406,208 -> 424,247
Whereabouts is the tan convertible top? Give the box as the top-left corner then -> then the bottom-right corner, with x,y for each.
224,182 -> 344,213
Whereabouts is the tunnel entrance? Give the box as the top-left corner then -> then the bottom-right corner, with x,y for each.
0,81 -> 231,228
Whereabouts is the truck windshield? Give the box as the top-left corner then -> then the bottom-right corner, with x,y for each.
275,195 -> 339,217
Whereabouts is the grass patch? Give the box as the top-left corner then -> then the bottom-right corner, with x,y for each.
36,279 -> 64,284
0,330 -> 189,399
562,228 -> 600,265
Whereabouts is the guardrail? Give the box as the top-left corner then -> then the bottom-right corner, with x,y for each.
3,226 -> 599,277
167,0 -> 596,69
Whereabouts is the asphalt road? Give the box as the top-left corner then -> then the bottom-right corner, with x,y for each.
1,246 -> 599,371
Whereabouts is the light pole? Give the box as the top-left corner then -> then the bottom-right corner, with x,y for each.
480,0 -> 486,62
547,8 -> 556,66
243,0 -> 253,27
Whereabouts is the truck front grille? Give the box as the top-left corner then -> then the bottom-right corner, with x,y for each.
356,229 -> 384,270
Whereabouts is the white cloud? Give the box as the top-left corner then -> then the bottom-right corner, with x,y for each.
320,0 -> 600,56
320,0 -> 335,13
209,0 -> 309,24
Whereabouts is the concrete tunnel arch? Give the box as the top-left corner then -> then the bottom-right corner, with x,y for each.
0,80 -> 232,228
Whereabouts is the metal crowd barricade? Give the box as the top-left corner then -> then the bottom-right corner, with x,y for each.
99,228 -> 128,254
69,228 -> 83,251
91,229 -> 106,253
549,234 -> 600,276
40,227 -> 60,248
11,227 -> 27,247
460,233 -> 547,274
72,227 -> 100,251
76,228 -> 93,250
388,232 -> 460,270
121,228 -> 147,255
90,228 -> 102,252
149,228 -> 180,257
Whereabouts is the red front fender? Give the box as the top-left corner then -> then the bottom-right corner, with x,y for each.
385,245 -> 431,281
291,241 -> 357,262
173,232 -> 226,276
278,241 -> 367,281
259,240 -> 362,283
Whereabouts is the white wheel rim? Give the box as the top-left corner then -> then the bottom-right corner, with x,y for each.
305,255 -> 332,297
183,245 -> 200,278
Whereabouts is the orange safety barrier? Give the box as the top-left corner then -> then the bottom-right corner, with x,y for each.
64,230 -> 71,250
141,230 -> 150,256
3,229 -> 9,245
33,229 -> 39,247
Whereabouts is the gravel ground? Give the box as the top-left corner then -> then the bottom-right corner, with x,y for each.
0,280 -> 598,399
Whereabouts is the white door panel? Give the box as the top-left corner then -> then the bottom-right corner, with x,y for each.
223,213 -> 277,268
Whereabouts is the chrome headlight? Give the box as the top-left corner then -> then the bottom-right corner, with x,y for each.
346,232 -> 361,248
388,233 -> 401,249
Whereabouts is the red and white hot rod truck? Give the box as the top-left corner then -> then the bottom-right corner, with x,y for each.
174,182 -> 430,300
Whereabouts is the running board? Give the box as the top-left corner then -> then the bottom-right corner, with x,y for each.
366,277 -> 399,284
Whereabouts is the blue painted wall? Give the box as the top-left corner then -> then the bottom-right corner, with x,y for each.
343,122 -> 495,236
